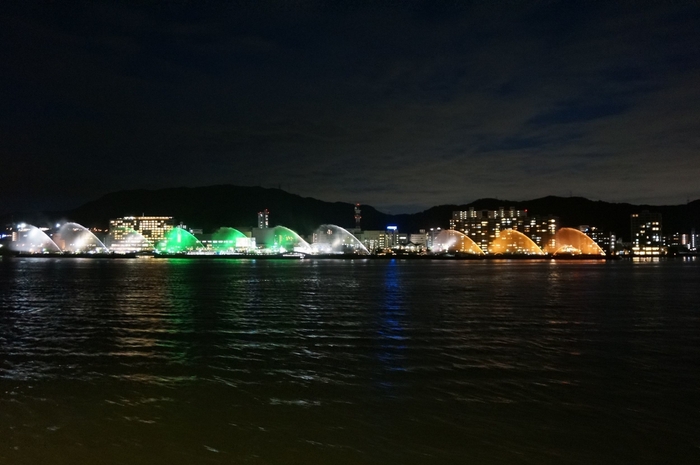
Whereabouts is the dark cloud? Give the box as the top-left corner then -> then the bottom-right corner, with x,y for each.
1,1 -> 699,214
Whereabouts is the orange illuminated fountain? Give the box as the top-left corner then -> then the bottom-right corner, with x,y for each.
432,230 -> 484,255
546,227 -> 605,255
488,229 -> 544,255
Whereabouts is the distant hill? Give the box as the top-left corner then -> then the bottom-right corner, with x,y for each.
3,185 -> 699,241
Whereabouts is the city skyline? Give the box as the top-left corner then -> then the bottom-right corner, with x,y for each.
2,2 -> 700,214
5,208 -> 696,257
2,184 -> 699,246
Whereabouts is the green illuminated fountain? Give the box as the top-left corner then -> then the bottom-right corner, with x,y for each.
258,226 -> 311,253
156,227 -> 204,254
211,227 -> 247,252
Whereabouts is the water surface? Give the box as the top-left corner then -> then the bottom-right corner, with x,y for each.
1,258 -> 699,464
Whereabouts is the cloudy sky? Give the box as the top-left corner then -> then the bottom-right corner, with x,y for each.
2,1 -> 699,213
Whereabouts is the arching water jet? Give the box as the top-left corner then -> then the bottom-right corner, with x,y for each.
55,222 -> 109,253
156,227 -> 205,254
489,229 -> 544,255
211,227 -> 249,252
107,228 -> 154,253
312,224 -> 369,254
10,224 -> 62,253
431,230 -> 484,255
256,226 -> 311,253
546,227 -> 605,255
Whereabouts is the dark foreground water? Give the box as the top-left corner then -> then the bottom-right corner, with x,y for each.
1,257 -> 699,464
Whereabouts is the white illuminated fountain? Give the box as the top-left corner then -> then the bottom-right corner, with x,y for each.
107,229 -> 153,254
312,224 -> 369,254
54,222 -> 109,253
10,224 -> 62,253
431,230 -> 484,255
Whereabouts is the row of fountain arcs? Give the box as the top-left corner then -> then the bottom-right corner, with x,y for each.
9,222 -> 605,256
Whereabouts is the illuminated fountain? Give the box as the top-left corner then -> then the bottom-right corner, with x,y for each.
311,224 -> 369,254
211,227 -> 250,253
107,228 -> 154,254
155,227 -> 205,254
431,230 -> 484,255
545,227 -> 605,256
55,222 -> 109,253
10,224 -> 62,253
488,229 -> 544,255
256,226 -> 312,254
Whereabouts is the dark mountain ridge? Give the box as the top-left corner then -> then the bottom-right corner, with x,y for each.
3,186 -> 699,241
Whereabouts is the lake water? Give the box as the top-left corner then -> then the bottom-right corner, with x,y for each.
1,257 -> 699,464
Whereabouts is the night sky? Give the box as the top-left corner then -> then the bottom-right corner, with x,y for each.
2,1 -> 699,214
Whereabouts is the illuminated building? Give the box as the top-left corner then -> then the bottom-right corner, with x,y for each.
450,207 -> 557,252
355,230 -> 388,252
385,226 -> 399,248
666,231 -> 692,254
410,231 -> 428,249
521,215 -> 558,250
257,209 -> 269,229
108,216 -> 173,252
579,225 -> 616,254
426,228 -> 442,249
631,211 -> 664,256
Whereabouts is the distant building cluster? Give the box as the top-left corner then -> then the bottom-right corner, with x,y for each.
449,207 -> 558,252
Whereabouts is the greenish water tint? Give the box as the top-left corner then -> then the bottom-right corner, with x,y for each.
1,258 -> 699,464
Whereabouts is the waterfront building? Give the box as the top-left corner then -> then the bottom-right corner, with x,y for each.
665,232 -> 692,254
385,226 -> 399,248
579,225 -> 616,254
631,211 -> 664,256
426,228 -> 441,250
520,215 -> 558,250
107,216 -> 173,252
450,207 -> 557,252
355,230 -> 388,253
410,231 -> 428,249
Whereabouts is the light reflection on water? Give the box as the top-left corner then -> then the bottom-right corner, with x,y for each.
1,258 -> 699,464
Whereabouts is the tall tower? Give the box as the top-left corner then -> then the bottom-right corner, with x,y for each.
354,203 -> 361,231
257,209 -> 269,229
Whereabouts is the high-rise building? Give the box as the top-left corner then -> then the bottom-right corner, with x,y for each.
426,228 -> 442,250
354,204 -> 361,232
631,211 -> 663,256
107,216 -> 174,252
257,209 -> 269,229
385,226 -> 399,248
450,207 -> 556,251
579,225 -> 616,254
